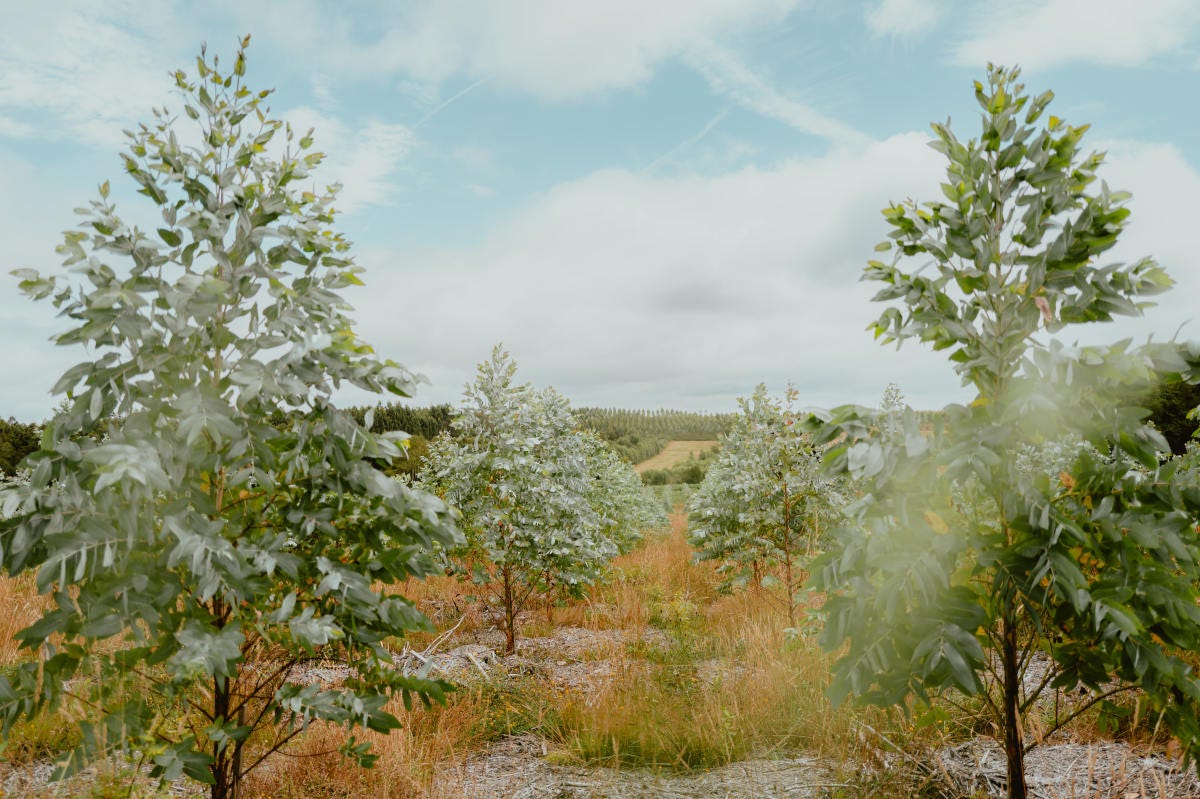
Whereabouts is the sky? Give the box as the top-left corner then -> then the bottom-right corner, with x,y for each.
1,0 -> 1198,421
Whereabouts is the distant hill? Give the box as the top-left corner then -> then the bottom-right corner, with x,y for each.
574,407 -> 735,465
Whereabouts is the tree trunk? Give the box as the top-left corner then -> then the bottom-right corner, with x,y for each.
783,551 -> 795,627
782,482 -> 794,627
502,566 -> 517,656
1001,612 -> 1027,799
211,677 -> 231,799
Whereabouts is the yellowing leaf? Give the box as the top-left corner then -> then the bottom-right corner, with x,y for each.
924,510 -> 949,534
1059,471 -> 1076,490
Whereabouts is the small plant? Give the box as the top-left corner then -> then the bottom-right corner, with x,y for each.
1,707 -> 83,766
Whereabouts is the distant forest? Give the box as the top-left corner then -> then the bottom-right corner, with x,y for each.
573,407 -> 735,464
4,382 -> 1194,478
340,403 -> 736,469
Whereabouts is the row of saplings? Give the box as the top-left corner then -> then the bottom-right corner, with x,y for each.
1,41 -> 1199,799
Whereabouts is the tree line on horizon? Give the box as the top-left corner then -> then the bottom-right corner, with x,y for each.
5,379 -> 1196,478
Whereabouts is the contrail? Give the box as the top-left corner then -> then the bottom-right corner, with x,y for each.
414,77 -> 489,129
643,106 -> 731,174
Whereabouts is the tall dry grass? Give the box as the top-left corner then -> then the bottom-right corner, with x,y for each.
544,522 -> 871,770
244,679 -> 559,799
0,571 -> 47,666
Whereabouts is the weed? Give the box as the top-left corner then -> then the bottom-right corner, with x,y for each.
1,709 -> 82,766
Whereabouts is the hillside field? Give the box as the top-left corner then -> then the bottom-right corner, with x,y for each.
634,440 -> 719,474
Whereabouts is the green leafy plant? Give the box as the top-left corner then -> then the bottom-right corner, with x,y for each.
0,38 -> 459,799
807,65 -> 1200,799
689,384 -> 845,624
420,347 -> 642,654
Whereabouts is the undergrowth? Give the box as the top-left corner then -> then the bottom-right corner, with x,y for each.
1,512 -> 1179,799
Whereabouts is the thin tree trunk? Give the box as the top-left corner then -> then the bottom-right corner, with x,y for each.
502,565 -> 516,656
230,703 -> 244,799
1001,610 -> 1027,799
211,676 -> 231,799
782,481 -> 794,626
783,551 -> 795,627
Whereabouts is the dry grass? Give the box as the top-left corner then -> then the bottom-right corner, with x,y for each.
633,440 -> 718,474
0,571 -> 48,666
244,680 -> 557,799
244,700 -> 471,798
251,515 -> 868,791
6,510 -> 1172,799
545,528 -> 868,771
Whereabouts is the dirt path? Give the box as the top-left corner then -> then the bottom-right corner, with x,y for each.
431,735 -> 841,799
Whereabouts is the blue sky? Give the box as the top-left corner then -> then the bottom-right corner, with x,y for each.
2,0 -> 1199,420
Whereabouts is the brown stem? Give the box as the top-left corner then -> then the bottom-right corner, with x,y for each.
502,565 -> 516,656
1001,603 -> 1027,799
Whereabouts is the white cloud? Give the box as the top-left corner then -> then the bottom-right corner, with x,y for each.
0,150 -> 90,420
0,2 -> 181,147
369,0 -> 801,100
345,132 -> 969,412
341,131 -> 1200,414
0,116 -> 33,139
213,0 -> 800,101
954,0 -> 1200,71
866,0 -> 944,37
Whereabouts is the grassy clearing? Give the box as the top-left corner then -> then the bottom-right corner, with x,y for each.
633,440 -> 718,473
543,517 -> 871,772
2,512 -> 1178,798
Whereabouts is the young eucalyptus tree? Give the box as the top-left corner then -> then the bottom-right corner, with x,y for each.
0,40 -> 459,799
689,384 -> 843,624
419,347 -> 616,654
806,66 -> 1200,798
579,430 -> 668,554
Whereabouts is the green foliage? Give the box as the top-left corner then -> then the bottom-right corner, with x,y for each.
420,347 -> 658,653
0,417 -> 40,476
689,385 -> 845,622
580,431 -> 669,553
1143,370 -> 1200,455
0,39 -> 459,798
347,403 -> 454,440
808,65 -> 1200,798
